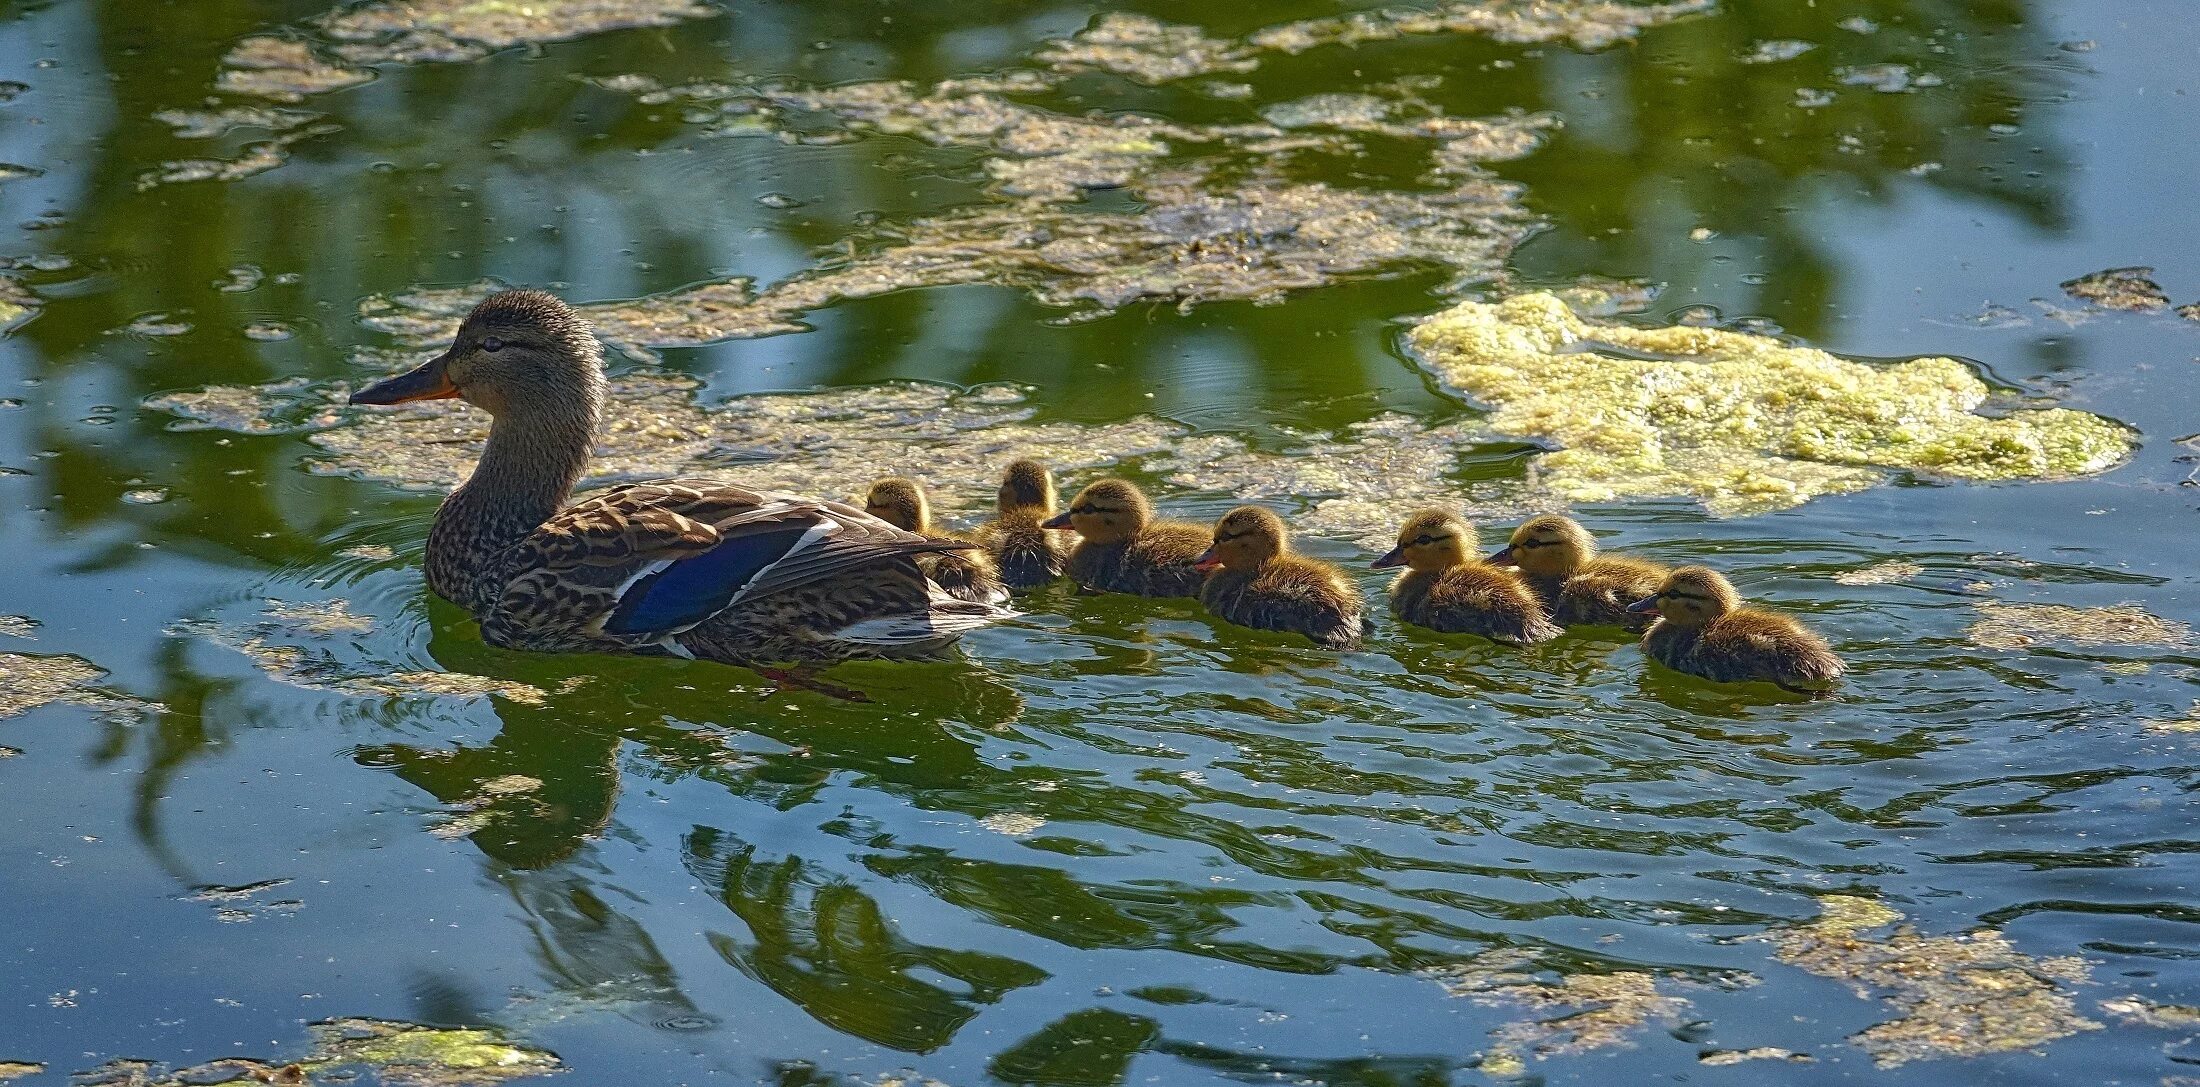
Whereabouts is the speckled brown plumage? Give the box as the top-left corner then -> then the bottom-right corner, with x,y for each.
1493,514 -> 1668,631
354,290 -> 1015,669
1046,478 -> 1208,598
1194,507 -> 1364,648
1377,510 -> 1556,645
970,459 -> 1068,589
1637,567 -> 1844,691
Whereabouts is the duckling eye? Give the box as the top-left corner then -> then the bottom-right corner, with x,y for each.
1411,534 -> 1435,546
480,336 -> 505,353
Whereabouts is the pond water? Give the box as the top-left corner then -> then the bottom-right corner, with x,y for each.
2,1 -> 2198,1084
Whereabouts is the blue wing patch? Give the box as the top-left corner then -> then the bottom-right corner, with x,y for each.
602,525 -> 814,636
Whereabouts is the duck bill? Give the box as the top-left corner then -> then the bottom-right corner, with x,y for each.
1038,511 -> 1074,531
1626,594 -> 1661,615
1190,548 -> 1223,574
1486,545 -> 1517,567
350,352 -> 458,405
1371,547 -> 1406,569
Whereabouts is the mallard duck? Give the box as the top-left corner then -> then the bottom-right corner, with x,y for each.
1193,506 -> 1364,648
1039,478 -> 1208,597
1488,514 -> 1668,630
863,477 -> 1010,605
1374,509 -> 1557,645
1629,566 -> 1844,692
347,289 -> 1015,674
968,459 -> 1068,589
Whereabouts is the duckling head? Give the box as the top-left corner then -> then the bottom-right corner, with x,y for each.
1627,565 -> 1741,627
350,290 -> 606,424
1372,509 -> 1476,571
864,477 -> 932,533
1040,479 -> 1150,543
1489,513 -> 1594,577
1193,505 -> 1287,573
998,459 -> 1056,515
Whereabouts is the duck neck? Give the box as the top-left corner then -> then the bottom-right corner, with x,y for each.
427,404 -> 596,611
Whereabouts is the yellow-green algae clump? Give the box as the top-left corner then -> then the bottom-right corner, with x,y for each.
0,653 -> 158,722
1967,601 -> 2192,651
1407,293 -> 2134,516
62,1018 -> 560,1087
1769,895 -> 2098,1067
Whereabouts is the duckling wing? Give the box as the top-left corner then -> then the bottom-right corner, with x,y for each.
487,480 -> 974,648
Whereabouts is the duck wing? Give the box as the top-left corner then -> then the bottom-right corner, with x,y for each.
484,479 -> 975,649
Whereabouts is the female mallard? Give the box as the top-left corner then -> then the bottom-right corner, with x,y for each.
1193,506 -> 1364,648
1374,509 -> 1557,645
348,289 -> 1015,672
863,477 -> 1010,605
1489,514 -> 1668,631
1629,566 -> 1844,692
969,459 -> 1069,589
1040,478 -> 1209,597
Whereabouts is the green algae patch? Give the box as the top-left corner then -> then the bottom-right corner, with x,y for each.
217,36 -> 374,101
0,1063 -> 41,1081
1034,14 -> 1256,84
1769,895 -> 2098,1067
1967,601 -> 2192,651
0,653 -> 159,722
1247,0 -> 1713,56
1426,950 -> 1699,1073
1406,293 -> 2136,516
1834,560 -> 1923,586
0,615 -> 38,638
61,1019 -> 559,1087
321,0 -> 716,58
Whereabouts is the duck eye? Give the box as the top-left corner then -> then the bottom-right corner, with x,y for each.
1412,535 -> 1434,546
480,336 -> 505,353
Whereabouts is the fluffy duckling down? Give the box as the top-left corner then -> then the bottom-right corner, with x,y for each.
1490,514 -> 1668,630
1041,478 -> 1210,597
864,478 -> 1010,605
1375,510 -> 1558,645
969,459 -> 1069,590
1630,566 -> 1844,692
1194,506 -> 1365,649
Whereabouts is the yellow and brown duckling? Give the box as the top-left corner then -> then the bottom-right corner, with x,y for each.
1629,567 -> 1844,692
1039,478 -> 1210,597
1374,510 -> 1558,645
1489,514 -> 1668,630
1193,506 -> 1364,648
864,477 -> 1009,605
968,459 -> 1069,590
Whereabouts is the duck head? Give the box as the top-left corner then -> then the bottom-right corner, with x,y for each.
1489,513 -> 1595,577
349,289 -> 606,422
1040,479 -> 1150,544
998,459 -> 1057,515
1193,505 -> 1286,574
864,477 -> 932,533
1373,509 -> 1476,571
1628,566 -> 1741,627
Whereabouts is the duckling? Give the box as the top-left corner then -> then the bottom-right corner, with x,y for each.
864,477 -> 1009,605
1039,478 -> 1209,597
1629,566 -> 1844,692
1489,514 -> 1668,630
1193,506 -> 1364,648
968,459 -> 1069,589
1374,509 -> 1558,645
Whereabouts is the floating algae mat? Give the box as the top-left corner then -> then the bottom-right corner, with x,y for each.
1967,601 -> 2193,651
173,599 -> 548,704
1425,950 -> 1701,1075
1407,293 -> 2136,515
150,373 -> 1519,545
64,1018 -> 561,1087
1768,896 -> 2098,1067
0,653 -> 158,722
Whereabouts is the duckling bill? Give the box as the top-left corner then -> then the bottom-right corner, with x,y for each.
1630,566 -> 1844,692
1376,510 -> 1557,645
1194,506 -> 1364,648
1041,478 -> 1209,597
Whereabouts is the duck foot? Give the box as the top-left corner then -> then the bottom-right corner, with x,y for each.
752,666 -> 871,703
